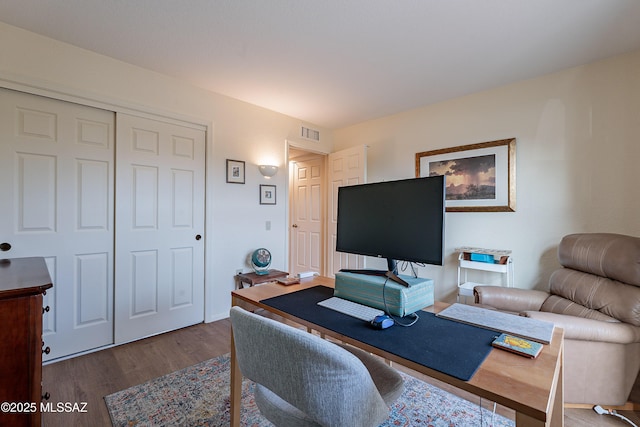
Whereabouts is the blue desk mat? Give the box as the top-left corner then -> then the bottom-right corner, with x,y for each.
261,286 -> 497,381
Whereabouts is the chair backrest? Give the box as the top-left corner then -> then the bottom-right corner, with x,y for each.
229,306 -> 389,426
545,233 -> 640,325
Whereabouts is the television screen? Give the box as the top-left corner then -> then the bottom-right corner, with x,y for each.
336,176 -> 445,271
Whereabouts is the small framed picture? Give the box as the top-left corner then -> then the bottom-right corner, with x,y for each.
226,159 -> 245,184
260,184 -> 276,205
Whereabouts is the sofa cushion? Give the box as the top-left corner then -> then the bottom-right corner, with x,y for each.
549,269 -> 640,326
540,294 -> 619,323
558,233 -> 640,287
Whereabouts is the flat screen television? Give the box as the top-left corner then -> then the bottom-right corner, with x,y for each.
335,175 -> 445,286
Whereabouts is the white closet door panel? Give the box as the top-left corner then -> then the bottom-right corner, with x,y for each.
76,252 -> 110,325
131,250 -> 159,316
132,165 -> 159,229
172,169 -> 195,227
77,160 -> 110,230
16,153 -> 57,232
0,88 -> 115,360
171,247 -> 194,307
115,113 -> 205,344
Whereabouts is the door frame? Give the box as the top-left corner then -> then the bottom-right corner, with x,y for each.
288,151 -> 326,277
285,141 -> 331,276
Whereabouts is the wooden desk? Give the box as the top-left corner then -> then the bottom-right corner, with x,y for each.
230,276 -> 564,427
235,269 -> 288,288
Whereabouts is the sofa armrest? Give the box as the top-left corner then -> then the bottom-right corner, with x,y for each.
474,286 -> 549,313
522,311 -> 640,344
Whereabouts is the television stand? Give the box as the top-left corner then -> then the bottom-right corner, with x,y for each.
339,269 -> 410,287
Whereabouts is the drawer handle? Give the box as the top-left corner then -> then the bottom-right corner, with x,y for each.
42,392 -> 50,401
43,346 -> 51,355
43,305 -> 50,314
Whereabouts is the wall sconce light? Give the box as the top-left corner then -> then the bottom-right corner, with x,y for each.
259,165 -> 278,178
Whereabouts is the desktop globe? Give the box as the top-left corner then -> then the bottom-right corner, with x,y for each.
251,248 -> 272,275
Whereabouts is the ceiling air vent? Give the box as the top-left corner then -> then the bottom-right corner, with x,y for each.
301,125 -> 320,142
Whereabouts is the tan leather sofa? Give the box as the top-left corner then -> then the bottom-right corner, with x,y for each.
474,233 -> 640,406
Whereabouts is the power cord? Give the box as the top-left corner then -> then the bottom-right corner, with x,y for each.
594,405 -> 639,427
381,275 -> 419,327
398,260 -> 424,278
479,397 -> 497,426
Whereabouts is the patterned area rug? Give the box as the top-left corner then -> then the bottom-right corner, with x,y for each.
105,353 -> 515,426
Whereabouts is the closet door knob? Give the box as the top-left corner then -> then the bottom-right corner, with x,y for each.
0,242 -> 11,251
195,234 -> 202,240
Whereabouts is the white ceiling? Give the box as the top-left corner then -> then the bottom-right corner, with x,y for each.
2,0 -> 640,129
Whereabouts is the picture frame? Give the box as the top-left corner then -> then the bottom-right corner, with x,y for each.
226,159 -> 245,184
259,184 -> 276,205
415,138 -> 516,212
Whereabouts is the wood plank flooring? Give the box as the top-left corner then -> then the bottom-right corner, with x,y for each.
42,315 -> 640,426
42,319 -> 232,426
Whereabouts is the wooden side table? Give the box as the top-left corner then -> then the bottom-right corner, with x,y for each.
236,269 -> 289,288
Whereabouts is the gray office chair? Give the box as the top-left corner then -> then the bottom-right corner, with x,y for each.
229,306 -> 403,427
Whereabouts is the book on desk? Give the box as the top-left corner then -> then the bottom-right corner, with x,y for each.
492,333 -> 543,358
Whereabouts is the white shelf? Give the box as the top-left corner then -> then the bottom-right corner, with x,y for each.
457,251 -> 514,303
459,259 -> 509,273
455,247 -> 512,257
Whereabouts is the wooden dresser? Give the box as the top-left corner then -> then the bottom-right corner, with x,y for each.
0,257 -> 53,427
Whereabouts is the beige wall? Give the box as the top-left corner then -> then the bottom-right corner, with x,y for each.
0,22 -> 333,321
3,20 -> 638,310
333,50 -> 640,301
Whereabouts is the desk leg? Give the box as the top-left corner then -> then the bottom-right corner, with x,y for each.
550,347 -> 564,427
230,319 -> 242,426
514,346 -> 564,427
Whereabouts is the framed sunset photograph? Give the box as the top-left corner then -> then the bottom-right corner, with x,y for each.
416,138 -> 516,212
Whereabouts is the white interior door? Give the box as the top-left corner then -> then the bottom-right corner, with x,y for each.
327,145 -> 367,276
0,88 -> 115,360
114,113 -> 205,344
289,155 -> 324,276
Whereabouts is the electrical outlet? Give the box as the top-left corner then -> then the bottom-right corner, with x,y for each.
235,269 -> 243,275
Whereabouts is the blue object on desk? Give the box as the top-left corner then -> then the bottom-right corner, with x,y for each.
370,314 -> 394,329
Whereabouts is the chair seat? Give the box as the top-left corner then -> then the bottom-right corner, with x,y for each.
336,343 -> 404,405
255,385 -> 321,427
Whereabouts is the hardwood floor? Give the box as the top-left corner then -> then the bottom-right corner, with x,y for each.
42,319 -> 232,427
42,315 -> 640,426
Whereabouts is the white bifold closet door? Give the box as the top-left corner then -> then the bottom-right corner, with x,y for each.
0,89 -> 206,359
0,88 -> 115,361
114,113 -> 205,344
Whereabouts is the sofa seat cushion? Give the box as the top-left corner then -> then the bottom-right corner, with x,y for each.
540,295 -> 619,323
549,269 -> 640,326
